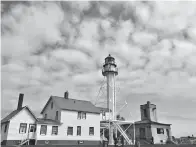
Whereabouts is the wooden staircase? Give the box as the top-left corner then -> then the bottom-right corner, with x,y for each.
19,138 -> 29,145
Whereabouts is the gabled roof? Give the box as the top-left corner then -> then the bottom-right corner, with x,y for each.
36,118 -> 62,125
1,106 -> 37,124
41,96 -> 101,114
135,119 -> 171,126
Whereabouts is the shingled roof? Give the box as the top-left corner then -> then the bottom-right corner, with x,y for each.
41,96 -> 101,114
36,118 -> 62,125
1,106 -> 37,124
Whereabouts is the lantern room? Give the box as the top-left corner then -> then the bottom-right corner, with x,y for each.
102,54 -> 118,76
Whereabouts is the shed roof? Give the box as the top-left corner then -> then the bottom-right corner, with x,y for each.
41,96 -> 101,114
36,118 -> 62,125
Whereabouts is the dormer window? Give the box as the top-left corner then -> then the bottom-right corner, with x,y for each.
51,102 -> 53,109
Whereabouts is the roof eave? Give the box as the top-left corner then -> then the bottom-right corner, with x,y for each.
36,122 -> 62,125
61,108 -> 100,114
1,120 -> 10,124
24,106 -> 38,121
1,106 -> 37,123
1,108 -> 24,123
40,96 -> 53,114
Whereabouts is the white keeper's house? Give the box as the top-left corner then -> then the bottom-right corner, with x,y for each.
1,92 -> 174,146
1,92 -> 109,146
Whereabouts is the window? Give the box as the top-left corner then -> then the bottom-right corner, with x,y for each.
82,112 -> 86,119
144,109 -> 147,117
40,125 -> 47,135
77,126 -> 81,136
51,102 -> 53,109
44,114 -> 47,119
29,125 -> 36,132
78,112 -> 86,119
55,111 -> 58,120
89,127 -> 94,136
19,123 -> 27,134
4,124 -> 8,133
102,111 -> 106,116
78,112 -> 81,119
67,127 -> 73,136
157,128 -> 164,134
52,126 -> 58,135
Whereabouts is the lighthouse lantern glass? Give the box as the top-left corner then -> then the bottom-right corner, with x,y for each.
105,57 -> 115,64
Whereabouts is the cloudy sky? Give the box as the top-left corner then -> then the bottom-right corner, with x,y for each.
1,1 -> 196,137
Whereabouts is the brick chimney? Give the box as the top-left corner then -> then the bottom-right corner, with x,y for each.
17,93 -> 24,110
64,91 -> 69,99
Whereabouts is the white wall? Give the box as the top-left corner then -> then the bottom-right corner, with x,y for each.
100,112 -> 110,121
36,124 -> 60,140
151,125 -> 170,144
140,104 -> 158,122
128,124 -> 152,139
42,99 -> 61,121
149,107 -> 157,122
1,122 -> 10,141
36,110 -> 100,141
7,108 -> 36,141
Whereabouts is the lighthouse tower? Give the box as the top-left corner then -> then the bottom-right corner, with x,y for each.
102,54 -> 118,145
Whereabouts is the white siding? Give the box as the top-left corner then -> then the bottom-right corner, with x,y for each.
36,110 -> 100,141
1,122 -> 10,141
151,125 -> 170,144
42,100 -> 61,121
149,107 -> 157,122
36,124 -> 59,140
7,108 -> 36,140
100,112 -> 110,121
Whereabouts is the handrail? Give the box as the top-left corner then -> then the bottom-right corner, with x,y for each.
19,130 -> 30,145
20,139 -> 29,145
102,68 -> 118,73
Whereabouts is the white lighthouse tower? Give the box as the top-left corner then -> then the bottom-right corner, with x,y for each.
102,54 -> 118,145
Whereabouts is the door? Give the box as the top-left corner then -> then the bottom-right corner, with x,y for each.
140,128 -> 146,139
28,124 -> 36,139
29,139 -> 36,145
166,129 -> 170,139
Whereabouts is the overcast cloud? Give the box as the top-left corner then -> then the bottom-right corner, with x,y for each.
1,1 -> 196,137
